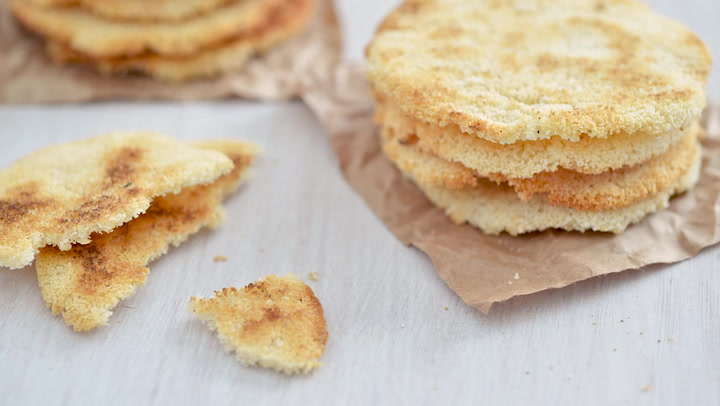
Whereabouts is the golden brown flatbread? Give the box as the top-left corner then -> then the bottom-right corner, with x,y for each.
24,0 -> 240,23
44,0 -> 314,81
9,0 -> 285,57
376,94 -> 690,178
35,140 -> 259,332
367,0 -> 710,143
0,132 -> 233,269
381,121 -> 701,211
384,131 -> 702,234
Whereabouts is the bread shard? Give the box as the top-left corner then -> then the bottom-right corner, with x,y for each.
35,140 -> 258,332
0,132 -> 233,269
366,0 -> 711,235
189,274 -> 328,375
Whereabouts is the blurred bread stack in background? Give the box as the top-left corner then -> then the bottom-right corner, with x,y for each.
8,0 -> 315,81
366,0 -> 712,235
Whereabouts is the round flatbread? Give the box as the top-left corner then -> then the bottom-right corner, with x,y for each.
367,0 -> 711,143
45,0 -> 312,81
377,93 -> 690,178
381,117 -> 701,211
385,136 -> 702,235
9,0 -> 286,58
88,0 -> 237,22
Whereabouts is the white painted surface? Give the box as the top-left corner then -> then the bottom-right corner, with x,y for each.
1,1 -> 719,405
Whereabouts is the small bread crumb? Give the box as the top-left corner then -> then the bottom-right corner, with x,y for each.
189,273 -> 328,375
444,307 -> 448,311
642,385 -> 652,392
214,255 -> 227,262
513,272 -> 520,280
507,281 -> 513,285
669,335 -> 675,341
309,272 -> 318,281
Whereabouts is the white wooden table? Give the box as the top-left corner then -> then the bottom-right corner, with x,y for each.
1,1 -> 718,405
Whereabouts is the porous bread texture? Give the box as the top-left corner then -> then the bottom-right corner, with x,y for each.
366,0 -> 711,143
385,137 -> 702,235
376,94 -> 690,178
35,140 -> 259,332
23,0 -> 240,23
8,0 -> 286,58
381,121 -> 701,210
0,132 -> 233,270
189,273 -> 328,375
501,126 -> 699,210
44,0 -> 314,82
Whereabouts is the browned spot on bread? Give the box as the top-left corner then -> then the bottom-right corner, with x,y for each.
59,195 -> 121,224
0,184 -> 52,223
106,147 -> 143,186
75,245 -> 111,294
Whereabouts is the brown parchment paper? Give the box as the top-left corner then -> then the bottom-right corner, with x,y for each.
304,63 -> 720,313
0,0 -> 340,104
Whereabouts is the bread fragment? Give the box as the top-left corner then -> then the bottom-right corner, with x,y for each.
9,0 -> 285,58
35,140 -> 258,332
44,0 -> 314,81
367,0 -> 710,142
189,273 -> 328,375
0,132 -> 233,269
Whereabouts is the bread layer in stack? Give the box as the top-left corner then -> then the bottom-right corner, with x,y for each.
366,0 -> 712,235
9,0 -> 314,81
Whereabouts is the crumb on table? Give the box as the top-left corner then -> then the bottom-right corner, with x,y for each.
214,255 -> 227,262
309,272 -> 318,281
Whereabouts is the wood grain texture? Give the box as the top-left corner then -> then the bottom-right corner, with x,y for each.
1,0 -> 719,404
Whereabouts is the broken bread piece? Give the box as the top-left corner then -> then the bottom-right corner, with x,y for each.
189,273 -> 328,375
35,140 -> 258,332
0,132 -> 233,269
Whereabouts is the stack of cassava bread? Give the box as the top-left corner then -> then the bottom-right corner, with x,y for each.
367,0 -> 712,235
8,0 -> 314,81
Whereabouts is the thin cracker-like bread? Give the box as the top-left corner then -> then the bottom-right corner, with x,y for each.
35,140 -> 259,332
23,0 -> 240,23
44,0 -> 314,82
0,132 -> 233,269
501,125 -> 700,210
367,0 -> 711,142
384,131 -> 702,234
8,0 -> 285,58
381,121 -> 701,211
377,93 -> 689,178
189,273 -> 328,375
